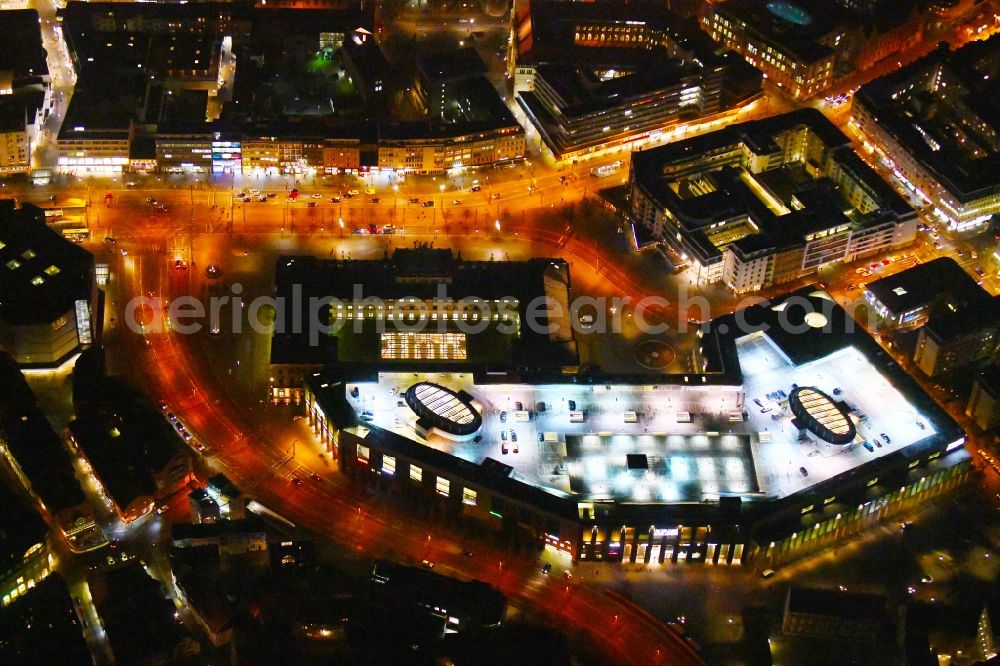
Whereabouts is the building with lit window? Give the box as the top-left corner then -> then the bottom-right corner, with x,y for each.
0,202 -> 98,368
913,295 -> 1000,377
0,10 -> 52,174
852,37 -> 1000,232
628,109 -> 917,291
66,379 -> 193,525
700,0 -> 858,100
511,0 -> 762,160
270,248 -> 578,403
864,257 -> 985,329
967,364 -> 1000,432
0,353 -> 103,554
289,250 -> 968,569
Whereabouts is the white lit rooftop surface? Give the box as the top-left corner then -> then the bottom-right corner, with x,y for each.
346,335 -> 935,503
411,383 -> 476,425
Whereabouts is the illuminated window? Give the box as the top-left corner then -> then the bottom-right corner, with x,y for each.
462,487 -> 477,506
380,332 -> 467,360
410,464 -> 422,482
31,276 -> 44,286
357,444 -> 369,463
21,250 -> 35,260
44,265 -> 60,275
382,454 -> 395,475
6,260 -> 20,270
435,477 -> 450,497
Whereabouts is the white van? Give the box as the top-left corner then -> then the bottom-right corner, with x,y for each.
569,411 -> 585,423
623,411 -> 638,423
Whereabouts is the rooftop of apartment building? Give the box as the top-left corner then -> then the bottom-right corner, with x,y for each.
865,256 -> 987,316
0,88 -> 46,134
0,353 -> 86,514
0,202 -> 94,326
67,378 -> 187,512
855,35 -> 1000,200
0,480 -> 46,577
708,0 -> 857,64
630,109 -> 912,262
0,10 -> 49,81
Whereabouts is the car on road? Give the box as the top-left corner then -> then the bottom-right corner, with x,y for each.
799,466 -> 808,477
291,477 -> 303,486
369,197 -> 380,204
408,197 -> 421,204
462,548 -> 473,557
103,237 -> 116,244
499,410 -> 507,422
421,559 -> 434,568
470,185 -> 482,192
880,432 -> 891,444
146,197 -> 157,204
541,563 -> 552,574
563,570 -> 573,580
422,200 -> 434,207
311,193 -> 321,199
258,195 -> 267,202
510,429 -> 517,442
167,412 -> 177,422
346,189 -> 360,196
158,400 -> 168,411
360,410 -> 374,421
330,196 -> 341,203
975,266 -> 985,276
501,442 -> 509,454
365,187 -> 376,195
501,430 -> 507,441
310,472 -> 321,481
452,199 -> 462,205
306,201 -> 317,207
761,569 -> 776,578
174,259 -> 188,270
492,192 -> 502,199
863,441 -> 875,452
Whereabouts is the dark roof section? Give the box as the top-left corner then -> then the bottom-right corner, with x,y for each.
0,88 -> 46,134
855,37 -> 1000,201
975,363 -> 1000,400
0,353 -> 86,514
712,0 -> 855,64
515,0 -> 727,69
0,480 -> 46,579
99,564 -> 187,664
417,47 -> 487,84
371,559 -> 506,627
786,586 -> 886,620
68,378 -> 187,512
865,257 -> 985,315
922,294 -> 1000,345
0,10 -> 48,80
0,202 -> 94,326
0,576 -> 93,666
270,250 -> 578,368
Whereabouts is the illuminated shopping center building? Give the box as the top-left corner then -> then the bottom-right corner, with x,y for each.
272,249 -> 969,570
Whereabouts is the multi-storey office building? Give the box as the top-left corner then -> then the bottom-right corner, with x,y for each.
0,354 -> 101,553
913,295 -> 1000,377
628,109 -> 917,291
0,202 -> 98,367
511,0 -> 762,161
852,37 -> 1000,232
700,0 -> 858,100
274,250 -> 967,570
864,257 -> 985,329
